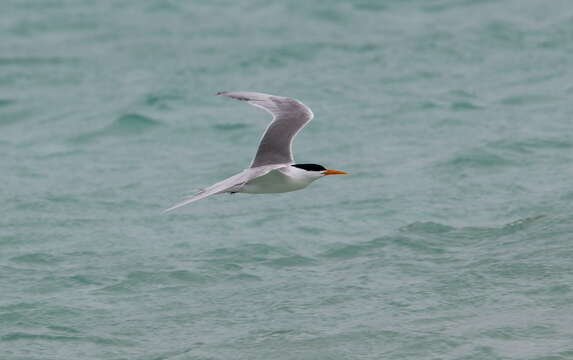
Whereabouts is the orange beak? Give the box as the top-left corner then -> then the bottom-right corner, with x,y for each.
322,169 -> 348,175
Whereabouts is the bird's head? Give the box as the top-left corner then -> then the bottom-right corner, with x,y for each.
292,163 -> 348,178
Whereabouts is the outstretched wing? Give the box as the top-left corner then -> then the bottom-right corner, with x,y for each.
217,91 -> 314,168
162,165 -> 282,213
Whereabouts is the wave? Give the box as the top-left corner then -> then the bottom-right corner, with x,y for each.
69,113 -> 161,143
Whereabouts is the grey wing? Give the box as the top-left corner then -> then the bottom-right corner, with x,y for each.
162,166 -> 282,213
217,91 -> 314,168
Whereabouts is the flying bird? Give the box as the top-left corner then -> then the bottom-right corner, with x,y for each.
163,91 -> 347,212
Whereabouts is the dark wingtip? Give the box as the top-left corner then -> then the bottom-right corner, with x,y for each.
216,91 -> 228,96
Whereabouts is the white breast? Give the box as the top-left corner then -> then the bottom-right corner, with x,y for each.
239,166 -> 320,194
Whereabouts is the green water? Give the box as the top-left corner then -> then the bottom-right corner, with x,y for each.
2,0 -> 573,359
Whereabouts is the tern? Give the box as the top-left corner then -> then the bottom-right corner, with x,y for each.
163,91 -> 347,213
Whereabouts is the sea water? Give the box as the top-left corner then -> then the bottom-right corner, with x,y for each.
2,0 -> 573,359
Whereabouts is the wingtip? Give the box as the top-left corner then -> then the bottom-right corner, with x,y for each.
160,208 -> 173,215
161,204 -> 182,214
216,91 -> 227,96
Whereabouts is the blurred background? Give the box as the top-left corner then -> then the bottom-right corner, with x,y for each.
2,0 -> 573,359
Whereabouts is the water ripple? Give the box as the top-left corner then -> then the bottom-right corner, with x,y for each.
1,332 -> 135,346
69,113 -> 162,143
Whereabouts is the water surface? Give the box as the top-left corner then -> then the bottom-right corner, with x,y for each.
2,0 -> 573,359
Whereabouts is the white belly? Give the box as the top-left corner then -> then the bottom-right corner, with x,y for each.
239,169 -> 314,194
